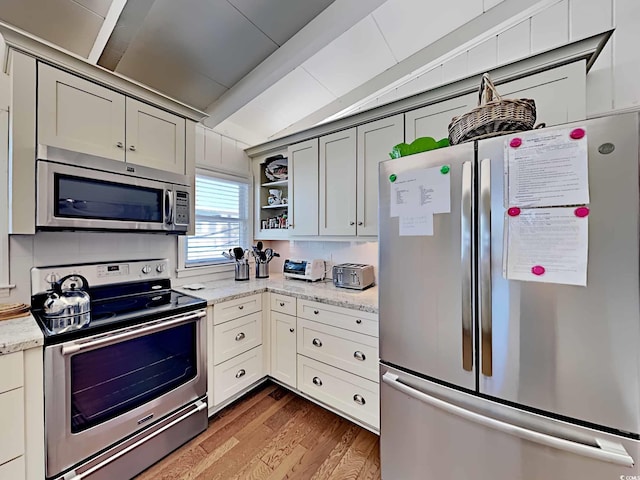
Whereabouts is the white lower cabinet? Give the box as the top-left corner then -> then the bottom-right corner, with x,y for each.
270,311 -> 297,388
0,456 -> 25,479
297,355 -> 379,430
213,346 -> 264,406
213,311 -> 262,365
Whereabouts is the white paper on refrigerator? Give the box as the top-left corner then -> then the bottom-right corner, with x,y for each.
390,166 -> 451,217
505,207 -> 588,286
399,213 -> 434,236
505,126 -> 589,208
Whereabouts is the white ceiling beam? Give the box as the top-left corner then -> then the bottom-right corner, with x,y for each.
202,0 -> 387,129
87,0 -> 128,63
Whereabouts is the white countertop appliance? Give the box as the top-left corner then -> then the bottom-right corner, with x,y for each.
283,258 -> 325,281
379,113 -> 640,479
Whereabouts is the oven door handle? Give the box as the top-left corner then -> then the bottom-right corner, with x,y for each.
61,310 -> 206,355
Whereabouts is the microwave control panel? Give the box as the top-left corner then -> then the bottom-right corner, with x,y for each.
175,191 -> 190,226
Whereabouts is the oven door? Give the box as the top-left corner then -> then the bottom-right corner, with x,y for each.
44,309 -> 207,478
36,159 -> 183,232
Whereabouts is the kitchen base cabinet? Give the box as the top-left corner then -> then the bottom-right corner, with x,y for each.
213,345 -> 264,406
0,457 -> 24,479
270,311 -> 297,388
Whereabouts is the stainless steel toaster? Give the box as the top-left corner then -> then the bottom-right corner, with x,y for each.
332,263 -> 375,290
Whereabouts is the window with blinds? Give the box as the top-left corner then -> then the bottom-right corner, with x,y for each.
185,173 -> 249,267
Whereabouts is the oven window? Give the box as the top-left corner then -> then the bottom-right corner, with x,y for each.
55,174 -> 163,222
70,322 -> 197,433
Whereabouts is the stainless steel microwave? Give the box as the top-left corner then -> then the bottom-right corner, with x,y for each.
36,145 -> 192,233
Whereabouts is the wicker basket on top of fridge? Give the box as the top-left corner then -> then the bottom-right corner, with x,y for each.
448,73 -> 538,145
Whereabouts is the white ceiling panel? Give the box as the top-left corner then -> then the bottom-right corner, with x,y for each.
302,15 -> 396,97
74,0 -> 113,18
372,0 -> 483,61
0,0 -> 103,56
228,0 -> 336,46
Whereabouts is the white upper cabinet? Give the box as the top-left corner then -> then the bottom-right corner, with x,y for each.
38,63 -> 126,161
38,63 -> 187,174
405,93 -> 477,142
357,114 -> 404,237
319,128 -> 357,236
288,138 -> 319,236
196,124 -> 250,176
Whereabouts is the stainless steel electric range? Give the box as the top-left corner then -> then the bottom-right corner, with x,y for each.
30,259 -> 208,480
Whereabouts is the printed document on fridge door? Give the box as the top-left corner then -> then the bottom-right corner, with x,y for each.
506,127 -> 589,208
390,167 -> 451,217
505,207 -> 588,286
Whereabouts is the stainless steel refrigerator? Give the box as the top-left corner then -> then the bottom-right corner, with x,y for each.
378,112 -> 640,479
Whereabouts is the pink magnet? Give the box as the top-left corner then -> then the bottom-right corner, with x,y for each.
510,138 -> 522,148
531,265 -> 546,276
570,128 -> 585,140
574,206 -> 589,217
508,207 -> 521,217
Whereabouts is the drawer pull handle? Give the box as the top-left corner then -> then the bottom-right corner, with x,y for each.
354,351 -> 366,361
289,328 -> 295,333
235,332 -> 245,341
356,319 -> 362,324
236,369 -> 246,379
129,145 -> 136,151
238,305 -> 244,310
279,302 -> 285,307
312,376 -> 323,386
353,394 -> 366,406
116,142 -> 124,148
312,338 -> 323,347
313,310 -> 319,315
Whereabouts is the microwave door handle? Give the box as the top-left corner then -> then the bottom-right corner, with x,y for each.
165,189 -> 174,225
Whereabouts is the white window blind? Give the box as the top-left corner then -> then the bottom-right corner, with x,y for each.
185,173 -> 249,267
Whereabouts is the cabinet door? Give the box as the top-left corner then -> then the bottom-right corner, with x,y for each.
125,98 -> 186,174
288,138 -> 319,235
405,93 -> 476,142
319,128 -> 357,236
270,311 -> 297,387
357,114 -> 404,236
221,136 -> 250,175
38,63 -> 125,161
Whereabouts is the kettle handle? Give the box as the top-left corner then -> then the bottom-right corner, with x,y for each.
52,274 -> 90,294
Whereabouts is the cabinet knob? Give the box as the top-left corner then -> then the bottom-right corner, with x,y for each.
235,369 -> 246,379
289,328 -> 295,333
235,332 -> 245,341
279,302 -> 285,307
354,351 -> 366,361
238,305 -> 244,310
129,145 -> 136,151
356,319 -> 362,324
116,142 -> 124,148
312,376 -> 323,386
313,310 -> 319,315
358,222 -> 363,226
353,394 -> 366,405
289,224 -> 294,229
312,338 -> 323,347
350,222 -> 355,226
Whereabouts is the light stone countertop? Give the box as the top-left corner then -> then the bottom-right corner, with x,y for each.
0,314 -> 44,354
176,274 -> 378,314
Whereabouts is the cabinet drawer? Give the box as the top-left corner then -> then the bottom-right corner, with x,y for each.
0,388 -> 24,465
213,311 -> 262,365
270,293 -> 296,316
297,355 -> 379,430
297,299 -> 378,337
213,294 -> 262,325
0,456 -> 25,479
0,352 -> 23,393
213,346 -> 264,406
297,318 -> 378,382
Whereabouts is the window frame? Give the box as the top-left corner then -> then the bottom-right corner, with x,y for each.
177,168 -> 253,278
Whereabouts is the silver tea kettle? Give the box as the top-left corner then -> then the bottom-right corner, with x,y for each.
43,274 -> 91,333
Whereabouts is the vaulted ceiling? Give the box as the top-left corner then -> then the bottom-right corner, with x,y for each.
0,0 -> 546,146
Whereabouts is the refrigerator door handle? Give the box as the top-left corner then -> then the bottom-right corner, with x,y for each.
382,372 -> 635,467
479,158 -> 492,377
461,160 -> 473,372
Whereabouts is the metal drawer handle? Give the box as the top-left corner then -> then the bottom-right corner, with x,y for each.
236,369 -> 246,378
354,351 -> 366,361
279,302 -> 285,307
312,376 -> 323,386
116,142 -> 123,148
129,145 -> 136,151
235,332 -> 245,341
313,310 -> 319,315
238,305 -> 244,310
312,338 -> 323,347
353,394 -> 366,405
289,328 -> 295,333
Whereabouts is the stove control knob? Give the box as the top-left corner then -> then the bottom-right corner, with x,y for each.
156,264 -> 165,273
142,265 -> 152,274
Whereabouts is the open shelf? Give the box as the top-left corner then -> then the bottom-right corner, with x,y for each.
262,204 -> 288,209
261,179 -> 288,187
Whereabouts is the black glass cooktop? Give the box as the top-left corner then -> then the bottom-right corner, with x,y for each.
31,279 -> 207,345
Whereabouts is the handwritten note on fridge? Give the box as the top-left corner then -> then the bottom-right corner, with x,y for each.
505,127 -> 589,208
505,207 -> 588,286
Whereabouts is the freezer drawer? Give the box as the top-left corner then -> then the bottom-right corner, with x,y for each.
380,364 -> 640,480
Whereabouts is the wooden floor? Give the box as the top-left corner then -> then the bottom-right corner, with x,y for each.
135,381 -> 381,480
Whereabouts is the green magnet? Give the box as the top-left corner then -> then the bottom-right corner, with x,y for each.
389,174 -> 397,182
440,165 -> 450,174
